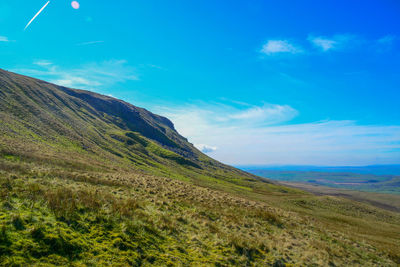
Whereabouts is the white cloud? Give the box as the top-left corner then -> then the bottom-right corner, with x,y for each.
154,101 -> 400,166
52,76 -> 101,88
14,59 -> 138,89
156,102 -> 298,133
195,144 -> 217,153
228,104 -> 298,125
33,60 -> 53,66
308,34 -> 357,51
262,34 -> 393,55
0,36 -> 9,42
260,40 -> 303,55
308,37 -> 336,51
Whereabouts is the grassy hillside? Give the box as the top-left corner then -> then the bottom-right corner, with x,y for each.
0,69 -> 259,187
1,69 -> 400,266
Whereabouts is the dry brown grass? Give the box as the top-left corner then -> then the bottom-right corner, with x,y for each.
0,137 -> 398,266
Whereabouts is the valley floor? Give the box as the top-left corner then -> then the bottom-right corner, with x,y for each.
279,181 -> 400,213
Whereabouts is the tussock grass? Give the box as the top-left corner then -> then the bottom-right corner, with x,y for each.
1,159 -> 399,266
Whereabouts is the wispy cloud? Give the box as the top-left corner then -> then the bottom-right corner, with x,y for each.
260,34 -> 396,58
154,101 -> 400,166
308,34 -> 356,51
260,34 -> 396,56
227,104 -> 298,125
157,102 -> 298,131
260,40 -> 303,55
77,40 -> 105,46
14,59 -> 138,89
33,60 -> 53,66
377,35 -> 396,45
308,37 -> 336,51
376,35 -> 397,52
0,36 -> 10,42
52,76 -> 102,88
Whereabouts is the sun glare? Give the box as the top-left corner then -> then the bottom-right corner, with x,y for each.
71,1 -> 80,9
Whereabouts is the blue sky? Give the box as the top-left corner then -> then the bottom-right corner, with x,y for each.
1,0 -> 399,166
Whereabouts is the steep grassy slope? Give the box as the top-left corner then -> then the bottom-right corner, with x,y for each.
0,68 -> 265,192
1,69 -> 400,266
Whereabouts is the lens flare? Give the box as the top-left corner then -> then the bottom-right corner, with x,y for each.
71,1 -> 80,9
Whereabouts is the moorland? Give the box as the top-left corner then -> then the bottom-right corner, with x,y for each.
0,69 -> 399,266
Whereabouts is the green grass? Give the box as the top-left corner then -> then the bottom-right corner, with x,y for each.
1,158 -> 399,266
0,68 -> 400,266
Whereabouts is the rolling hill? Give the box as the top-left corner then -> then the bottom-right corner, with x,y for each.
0,68 -> 399,266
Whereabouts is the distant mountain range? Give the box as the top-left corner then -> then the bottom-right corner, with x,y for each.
242,165 -> 400,195
240,165 -> 400,175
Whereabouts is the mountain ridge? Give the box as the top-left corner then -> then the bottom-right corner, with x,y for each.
0,69 -> 243,172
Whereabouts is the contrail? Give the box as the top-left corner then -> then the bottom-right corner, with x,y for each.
24,1 -> 51,30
